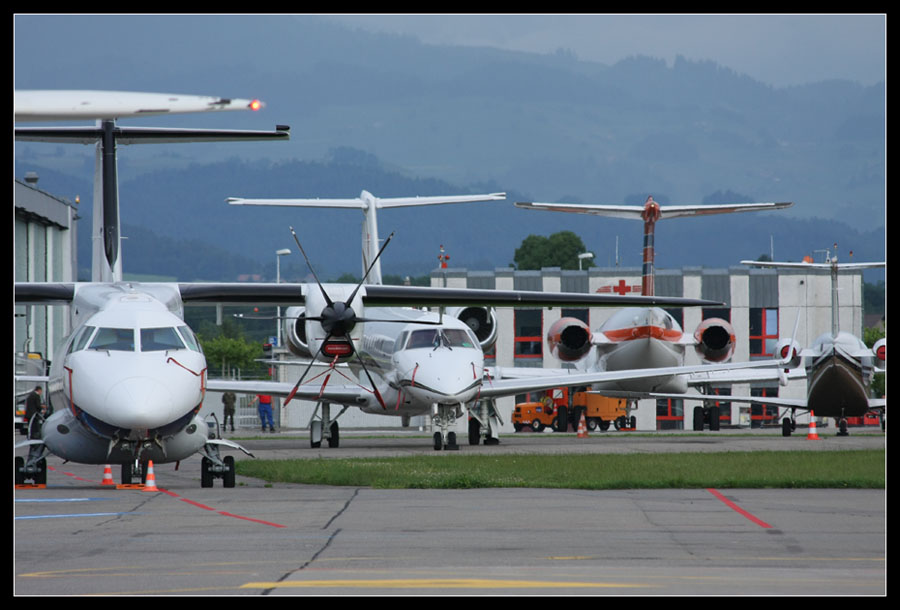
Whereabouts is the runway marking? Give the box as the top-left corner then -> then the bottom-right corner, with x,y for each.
16,512 -> 140,520
707,488 -> 773,529
16,498 -> 108,502
161,489 -> 287,528
240,578 -> 651,590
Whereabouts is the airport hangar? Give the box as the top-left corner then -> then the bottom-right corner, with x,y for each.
12,177 -> 873,433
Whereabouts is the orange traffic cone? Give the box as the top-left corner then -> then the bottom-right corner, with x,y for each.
143,461 -> 160,491
101,464 -> 115,486
807,412 -> 820,440
577,412 -> 588,438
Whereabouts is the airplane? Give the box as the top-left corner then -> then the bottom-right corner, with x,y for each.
500,195 -> 795,428
213,190 -> 797,447
733,251 -> 885,436
14,90 -> 289,487
594,250 -> 886,436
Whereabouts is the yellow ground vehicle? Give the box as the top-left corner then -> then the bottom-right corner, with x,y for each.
512,389 -> 634,432
570,391 -> 633,431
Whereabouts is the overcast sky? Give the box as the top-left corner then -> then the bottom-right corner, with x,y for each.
324,14 -> 886,88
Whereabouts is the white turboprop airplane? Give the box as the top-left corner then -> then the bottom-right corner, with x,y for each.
14,90 -> 289,487
497,196 -> 795,428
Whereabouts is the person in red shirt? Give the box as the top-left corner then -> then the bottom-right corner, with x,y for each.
251,394 -> 275,433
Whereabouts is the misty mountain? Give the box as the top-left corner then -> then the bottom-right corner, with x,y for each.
15,15 -> 885,235
16,154 -> 885,284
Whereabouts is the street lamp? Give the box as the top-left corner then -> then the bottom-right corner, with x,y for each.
275,248 -> 291,347
578,252 -> 594,271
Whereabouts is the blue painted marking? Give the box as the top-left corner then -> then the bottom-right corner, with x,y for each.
16,512 -> 142,520
16,498 -> 108,503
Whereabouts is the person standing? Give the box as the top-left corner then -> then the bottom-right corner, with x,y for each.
221,391 -> 237,432
252,394 -> 275,433
24,386 -> 49,439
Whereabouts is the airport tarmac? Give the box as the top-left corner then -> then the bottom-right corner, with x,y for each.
14,429 -> 886,596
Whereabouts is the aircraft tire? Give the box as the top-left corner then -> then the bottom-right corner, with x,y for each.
223,456 -> 235,488
782,417 -> 793,437
201,457 -> 213,488
433,432 -> 442,451
468,418 -> 481,444
15,456 -> 25,485
328,421 -> 340,448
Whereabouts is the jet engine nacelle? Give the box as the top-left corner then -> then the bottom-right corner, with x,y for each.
775,338 -> 803,370
447,306 -> 498,352
873,338 -> 886,369
693,317 -> 736,363
547,317 -> 593,362
283,306 -> 312,359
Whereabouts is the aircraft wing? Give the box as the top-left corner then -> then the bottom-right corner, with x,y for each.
206,378 -> 371,406
172,282 -> 723,309
227,192 -> 506,209
478,357 -> 791,399
15,90 -> 265,122
582,389 -> 812,409
515,201 -> 793,219
740,260 -> 885,271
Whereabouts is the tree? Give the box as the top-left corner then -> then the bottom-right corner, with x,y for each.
513,231 -> 593,270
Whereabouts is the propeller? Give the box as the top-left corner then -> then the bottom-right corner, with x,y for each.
283,227 -> 440,410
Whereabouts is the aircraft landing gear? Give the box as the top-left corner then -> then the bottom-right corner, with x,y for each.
15,455 -> 47,486
692,405 -> 721,431
468,400 -> 502,446
200,444 -> 237,488
432,404 -> 461,450
310,402 -> 348,448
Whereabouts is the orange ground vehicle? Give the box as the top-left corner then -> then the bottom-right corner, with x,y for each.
512,388 -> 634,432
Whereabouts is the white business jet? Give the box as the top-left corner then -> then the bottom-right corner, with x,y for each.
14,90 -> 288,487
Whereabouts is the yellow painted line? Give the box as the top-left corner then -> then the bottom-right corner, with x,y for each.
241,578 -> 651,590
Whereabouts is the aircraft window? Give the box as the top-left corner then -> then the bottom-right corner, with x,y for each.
89,327 -> 135,351
395,331 -> 409,353
443,329 -> 476,348
407,329 -> 439,349
177,325 -> 203,353
68,325 -> 96,354
140,327 -> 186,352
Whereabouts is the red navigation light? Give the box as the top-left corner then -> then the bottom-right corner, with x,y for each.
249,99 -> 262,111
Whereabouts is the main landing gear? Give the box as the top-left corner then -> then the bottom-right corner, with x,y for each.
309,402 -> 348,448
468,399 -> 501,446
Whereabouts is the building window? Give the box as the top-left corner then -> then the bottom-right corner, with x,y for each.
749,386 -> 780,428
703,307 -> 731,322
656,398 -> 684,430
514,310 -> 543,360
749,307 -> 778,358
561,308 -> 589,325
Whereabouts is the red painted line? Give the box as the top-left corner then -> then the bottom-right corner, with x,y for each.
707,488 -> 773,529
217,511 -> 287,528
179,498 -> 217,511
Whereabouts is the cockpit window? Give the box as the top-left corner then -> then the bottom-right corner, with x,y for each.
405,328 -> 477,350
68,325 -> 96,354
89,327 -> 135,351
140,327 -> 186,352
177,325 -> 203,353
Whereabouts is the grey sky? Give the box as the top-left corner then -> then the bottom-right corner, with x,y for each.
324,14 -> 886,88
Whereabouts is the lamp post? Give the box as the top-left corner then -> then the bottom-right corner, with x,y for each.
275,248 -> 291,347
578,252 -> 594,271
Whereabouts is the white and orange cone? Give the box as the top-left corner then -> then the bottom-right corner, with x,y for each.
577,412 -> 588,438
101,464 -> 115,486
807,412 -> 820,440
143,461 -> 160,491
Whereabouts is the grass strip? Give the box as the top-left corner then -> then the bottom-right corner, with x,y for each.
236,449 -> 884,490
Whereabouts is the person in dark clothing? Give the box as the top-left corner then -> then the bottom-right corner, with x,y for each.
221,391 -> 237,432
24,386 -> 48,439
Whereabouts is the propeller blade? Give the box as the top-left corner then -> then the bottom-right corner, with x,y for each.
355,317 -> 443,325
285,331 -> 331,405
347,231 -> 394,305
354,350 -> 387,410
289,226 -> 333,307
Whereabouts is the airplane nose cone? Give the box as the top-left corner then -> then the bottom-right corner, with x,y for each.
406,359 -> 481,404
105,377 -> 177,429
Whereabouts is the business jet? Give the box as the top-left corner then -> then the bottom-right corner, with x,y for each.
734,253 -> 885,436
495,196 -> 794,427
14,89 -> 288,487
